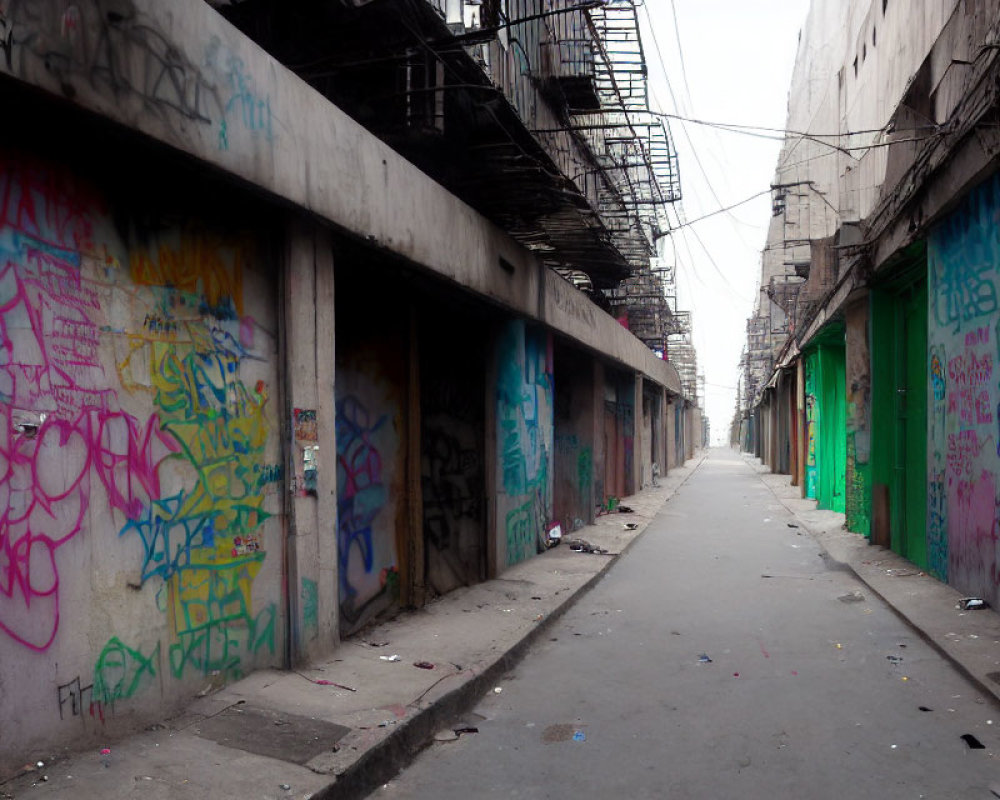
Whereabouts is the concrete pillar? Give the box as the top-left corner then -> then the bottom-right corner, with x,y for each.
284,220 -> 338,663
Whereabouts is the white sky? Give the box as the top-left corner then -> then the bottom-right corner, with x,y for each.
639,1 -> 810,444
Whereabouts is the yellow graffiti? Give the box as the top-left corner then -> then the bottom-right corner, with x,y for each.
130,233 -> 246,317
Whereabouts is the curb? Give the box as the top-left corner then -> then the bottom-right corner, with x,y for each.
317,453 -> 708,800
746,454 -> 1000,713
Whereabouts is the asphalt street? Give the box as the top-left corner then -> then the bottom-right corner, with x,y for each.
371,448 -> 1000,799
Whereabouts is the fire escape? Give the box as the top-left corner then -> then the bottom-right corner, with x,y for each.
217,0 -> 685,345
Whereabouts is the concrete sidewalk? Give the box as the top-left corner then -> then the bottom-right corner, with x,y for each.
0,456 -> 706,800
747,455 -> 1000,712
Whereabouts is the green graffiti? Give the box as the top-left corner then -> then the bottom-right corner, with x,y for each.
92,637 -> 160,708
301,577 -> 318,639
577,447 -> 593,496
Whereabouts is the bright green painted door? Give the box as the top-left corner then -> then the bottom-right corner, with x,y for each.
819,345 -> 847,514
871,275 -> 928,568
898,280 -> 928,567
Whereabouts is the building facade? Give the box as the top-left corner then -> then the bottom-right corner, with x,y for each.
0,0 -> 700,774
741,0 -> 1000,615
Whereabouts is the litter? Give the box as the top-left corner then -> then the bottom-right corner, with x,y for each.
886,655 -> 904,665
280,785 -> 291,791
698,654 -> 713,664
380,655 -> 401,662
567,539 -> 608,554
413,662 -> 435,670
617,506 -> 634,514
958,597 -> 988,610
787,523 -> 799,528
572,731 -> 586,742
961,734 -> 986,749
454,726 -> 480,736
838,591 -> 865,603
623,523 -> 639,531
494,687 -> 503,694
368,640 -> 390,647
918,706 -> 933,712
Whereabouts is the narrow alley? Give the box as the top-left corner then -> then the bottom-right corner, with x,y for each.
375,449 -> 1000,799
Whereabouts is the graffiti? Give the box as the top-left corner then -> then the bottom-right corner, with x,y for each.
946,430 -> 983,479
505,501 -> 538,566
204,36 -> 275,150
577,447 -> 593,497
1,0 -> 224,126
301,577 -> 318,640
928,469 -> 948,580
947,470 -> 998,599
130,233 -> 245,320
293,408 -> 318,442
497,322 -> 552,566
422,424 -> 482,552
56,676 -> 98,721
930,349 -> 946,402
845,432 -> 870,537
336,394 -> 395,622
804,392 -> 818,499
92,636 -> 159,710
928,175 -> 1000,606
254,463 -> 283,488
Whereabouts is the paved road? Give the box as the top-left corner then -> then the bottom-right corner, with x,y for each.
372,448 -> 1000,799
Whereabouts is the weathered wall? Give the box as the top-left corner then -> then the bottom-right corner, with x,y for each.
552,346 -> 596,535
334,289 -> 408,634
494,320 -> 553,568
928,172 -> 1000,604
845,300 -> 872,535
0,149 -> 283,768
420,312 -> 487,596
805,350 -> 820,499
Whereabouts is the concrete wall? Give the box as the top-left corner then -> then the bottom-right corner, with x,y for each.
928,172 -> 1000,607
552,345 -> 597,535
334,284 -> 409,634
0,0 -> 681,402
0,147 -> 284,762
845,300 -> 872,536
494,321 -> 554,568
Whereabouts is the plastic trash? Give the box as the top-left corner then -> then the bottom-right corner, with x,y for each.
413,661 -> 435,670
618,506 -> 634,514
572,731 -> 586,742
958,597 -> 988,610
698,654 -> 712,663
380,655 -> 401,662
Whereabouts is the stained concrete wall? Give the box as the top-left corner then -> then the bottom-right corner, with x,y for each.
928,172 -> 1000,607
0,147 -> 284,766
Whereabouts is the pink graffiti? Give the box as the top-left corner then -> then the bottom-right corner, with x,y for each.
964,327 -> 990,347
947,470 -> 1000,601
0,409 -> 178,651
947,430 -> 983,479
949,389 -> 993,425
947,350 -> 992,389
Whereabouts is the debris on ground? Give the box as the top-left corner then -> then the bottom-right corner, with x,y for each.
958,597 -> 988,610
453,726 -> 479,736
572,731 -> 586,742
567,539 -> 608,554
886,655 -> 904,665
617,506 -> 634,514
379,655 -> 401,662
622,522 -> 639,531
838,590 -> 866,603
787,523 -> 799,528
413,662 -> 435,670
961,733 -> 986,749
698,654 -> 713,664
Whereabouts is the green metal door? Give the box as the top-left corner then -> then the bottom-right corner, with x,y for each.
898,280 -> 928,567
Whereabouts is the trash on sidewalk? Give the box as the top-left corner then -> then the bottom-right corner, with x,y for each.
380,655 -> 401,662
919,706 -> 933,712
838,590 -> 865,603
698,654 -> 713,664
567,538 -> 608,554
958,597 -> 988,610
100,748 -> 111,768
617,506 -> 634,514
454,726 -> 479,736
493,687 -> 503,694
297,671 -> 357,691
886,655 -> 904,665
787,523 -> 799,528
413,661 -> 435,670
961,733 -> 986,749
622,522 -> 639,531
545,522 -> 562,548
572,731 -> 586,742
367,640 -> 390,648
